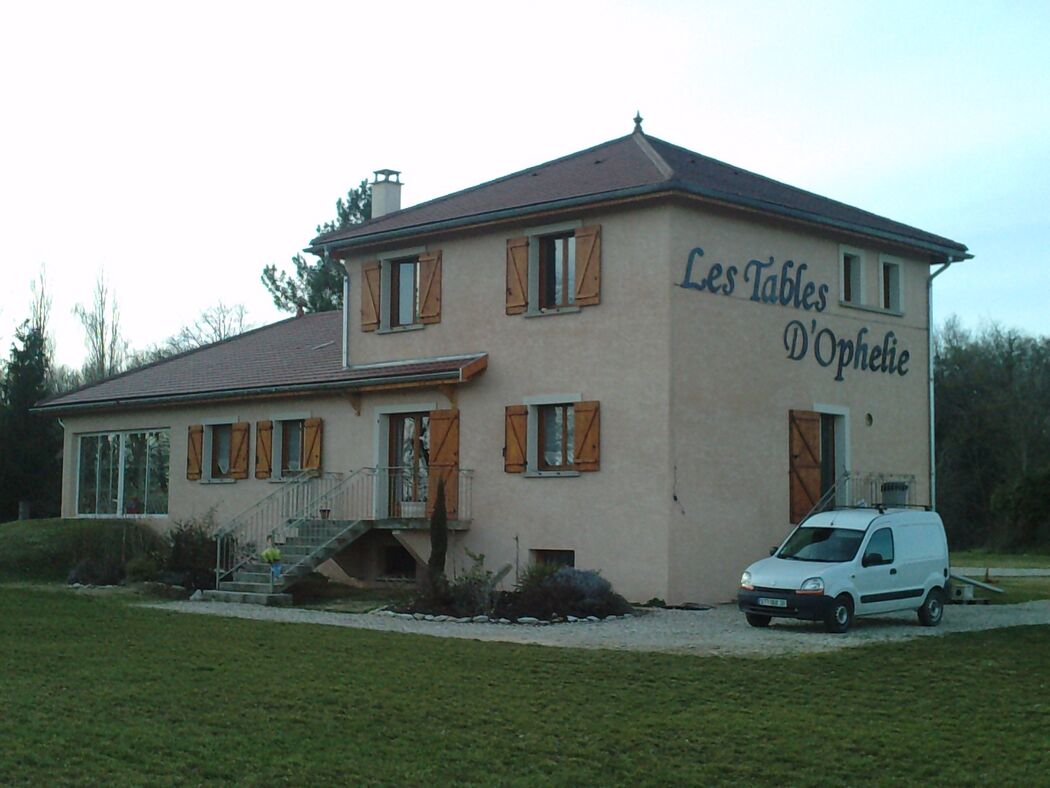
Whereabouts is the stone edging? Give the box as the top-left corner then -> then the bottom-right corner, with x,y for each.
372,610 -> 634,625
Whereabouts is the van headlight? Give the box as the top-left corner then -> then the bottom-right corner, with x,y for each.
740,570 -> 753,590
798,577 -> 825,595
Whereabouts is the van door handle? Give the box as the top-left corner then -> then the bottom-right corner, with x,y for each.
890,568 -> 897,575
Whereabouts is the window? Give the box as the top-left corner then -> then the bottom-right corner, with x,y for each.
361,250 -> 442,332
390,257 -> 420,327
880,256 -> 902,312
532,549 -> 575,568
210,424 -> 232,479
539,234 -> 576,310
840,247 -> 864,305
281,419 -> 304,474
187,422 -> 249,482
863,528 -> 894,566
77,430 -> 170,516
506,224 -> 601,315
538,404 -> 574,470
505,397 -> 600,475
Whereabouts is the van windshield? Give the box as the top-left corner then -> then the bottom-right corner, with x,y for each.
777,527 -> 864,563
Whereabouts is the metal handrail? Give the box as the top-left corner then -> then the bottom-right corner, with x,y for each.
215,471 -> 342,538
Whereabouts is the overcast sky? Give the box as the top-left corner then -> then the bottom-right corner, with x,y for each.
1,0 -> 1047,369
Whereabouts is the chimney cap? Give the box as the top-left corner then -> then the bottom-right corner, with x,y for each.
373,169 -> 401,183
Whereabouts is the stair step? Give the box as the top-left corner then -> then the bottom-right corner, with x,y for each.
220,581 -> 278,593
202,590 -> 293,606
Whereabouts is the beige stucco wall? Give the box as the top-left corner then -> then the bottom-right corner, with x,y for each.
56,198 -> 936,606
666,202 -> 932,603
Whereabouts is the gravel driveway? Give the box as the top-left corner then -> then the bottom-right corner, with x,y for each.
147,599 -> 1050,657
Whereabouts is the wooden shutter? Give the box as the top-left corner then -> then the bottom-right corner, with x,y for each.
229,421 -> 250,480
789,410 -> 821,524
573,401 -> 600,472
186,424 -> 203,481
303,417 -> 323,475
427,409 -> 460,518
506,237 -> 529,315
361,261 -> 381,331
255,420 -> 273,479
418,250 -> 442,324
504,405 -> 527,473
574,225 -> 601,306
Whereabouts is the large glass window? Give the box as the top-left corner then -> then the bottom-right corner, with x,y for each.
77,430 -> 170,516
539,234 -> 576,310
538,404 -> 575,471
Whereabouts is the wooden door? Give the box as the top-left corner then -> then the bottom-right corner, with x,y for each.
789,410 -> 821,524
427,409 -> 460,519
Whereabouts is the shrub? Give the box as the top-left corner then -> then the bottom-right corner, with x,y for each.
67,557 -> 123,586
125,554 -> 159,583
163,513 -> 218,590
508,566 -> 633,620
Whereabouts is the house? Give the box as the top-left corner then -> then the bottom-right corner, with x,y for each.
37,118 -> 970,605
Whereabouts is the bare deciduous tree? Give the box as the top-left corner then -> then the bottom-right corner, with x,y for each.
74,271 -> 127,383
168,301 -> 252,352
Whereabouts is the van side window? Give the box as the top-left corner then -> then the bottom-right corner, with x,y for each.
864,528 -> 895,566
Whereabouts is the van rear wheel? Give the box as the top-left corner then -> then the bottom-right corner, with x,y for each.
918,588 -> 945,627
745,613 -> 771,628
824,594 -> 854,634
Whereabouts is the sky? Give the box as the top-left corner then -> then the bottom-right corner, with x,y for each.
1,0 -> 1048,369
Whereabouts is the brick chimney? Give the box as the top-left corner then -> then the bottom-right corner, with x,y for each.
371,169 -> 402,218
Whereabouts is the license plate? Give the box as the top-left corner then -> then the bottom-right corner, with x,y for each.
757,597 -> 788,608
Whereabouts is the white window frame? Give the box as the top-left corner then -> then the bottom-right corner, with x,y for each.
839,245 -> 866,306
271,411 -> 311,481
75,428 -> 171,518
524,220 -> 583,317
523,392 -> 582,477
200,418 -> 237,484
376,245 -> 427,334
878,254 -> 904,314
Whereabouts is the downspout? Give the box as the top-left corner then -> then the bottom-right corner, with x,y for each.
342,273 -> 350,368
927,261 -> 953,510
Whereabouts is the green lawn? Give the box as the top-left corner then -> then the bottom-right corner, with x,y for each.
2,588 -> 1048,785
985,577 -> 1050,604
951,550 -> 1050,569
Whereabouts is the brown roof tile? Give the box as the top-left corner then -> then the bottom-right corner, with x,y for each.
36,311 -> 486,413
310,131 -> 968,258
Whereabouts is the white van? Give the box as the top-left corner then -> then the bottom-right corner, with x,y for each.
737,508 -> 949,633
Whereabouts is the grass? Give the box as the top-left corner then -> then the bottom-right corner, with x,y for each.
1,587 -> 1048,785
982,577 -> 1050,605
951,549 -> 1050,569
0,518 -> 162,582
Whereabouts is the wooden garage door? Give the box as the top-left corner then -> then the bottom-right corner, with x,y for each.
789,410 -> 821,524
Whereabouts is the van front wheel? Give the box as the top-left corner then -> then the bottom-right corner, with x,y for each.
918,588 -> 945,627
745,613 -> 771,628
824,594 -> 854,634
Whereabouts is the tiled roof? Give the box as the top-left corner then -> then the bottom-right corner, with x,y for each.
36,311 -> 487,413
310,131 -> 968,259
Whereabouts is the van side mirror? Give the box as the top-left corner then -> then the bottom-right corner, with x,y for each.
769,546 -> 778,556
862,552 -> 883,568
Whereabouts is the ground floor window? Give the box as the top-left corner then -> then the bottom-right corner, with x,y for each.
532,549 -> 576,568
78,430 -> 170,516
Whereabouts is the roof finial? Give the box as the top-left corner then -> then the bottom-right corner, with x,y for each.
633,111 -> 644,134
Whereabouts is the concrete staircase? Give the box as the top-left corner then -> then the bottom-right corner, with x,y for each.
203,519 -> 372,606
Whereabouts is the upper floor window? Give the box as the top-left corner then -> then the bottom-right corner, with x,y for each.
539,234 -> 576,310
506,224 -> 601,316
880,255 -> 902,313
840,246 -> 864,305
361,250 -> 442,332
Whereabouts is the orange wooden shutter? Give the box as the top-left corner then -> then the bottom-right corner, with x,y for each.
230,421 -> 250,479
573,401 -> 600,472
427,409 -> 460,518
303,417 -> 323,474
574,225 -> 601,306
506,237 -> 528,315
186,424 -> 203,481
361,261 -> 381,331
418,250 -> 442,324
255,420 -> 273,479
504,405 -> 527,473
789,410 -> 821,524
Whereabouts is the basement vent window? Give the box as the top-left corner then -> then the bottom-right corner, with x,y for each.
531,549 -> 576,568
